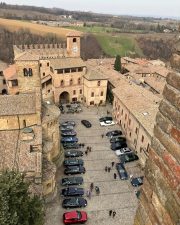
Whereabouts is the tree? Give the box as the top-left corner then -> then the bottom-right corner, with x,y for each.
114,55 -> 121,72
0,171 -> 44,225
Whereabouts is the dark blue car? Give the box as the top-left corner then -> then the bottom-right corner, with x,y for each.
61,137 -> 78,143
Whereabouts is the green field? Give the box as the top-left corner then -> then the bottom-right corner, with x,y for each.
68,25 -> 144,57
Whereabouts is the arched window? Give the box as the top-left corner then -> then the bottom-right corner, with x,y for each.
23,68 -> 28,76
97,81 -> 101,86
78,78 -> 81,84
73,38 -> 77,43
70,79 -> 73,85
60,80 -> 64,87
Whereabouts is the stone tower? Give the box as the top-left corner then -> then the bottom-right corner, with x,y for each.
134,41 -> 180,224
66,31 -> 81,57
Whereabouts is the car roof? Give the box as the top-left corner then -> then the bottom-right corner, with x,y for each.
64,211 -> 78,219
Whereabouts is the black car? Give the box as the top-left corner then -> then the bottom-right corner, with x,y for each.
99,116 -> 113,122
81,120 -> 92,128
62,197 -> 87,208
110,136 -> 126,143
60,126 -> 74,132
61,121 -> 76,127
64,159 -> 84,167
61,130 -> 77,137
65,150 -> 83,158
61,187 -> 84,197
116,163 -> 128,180
63,143 -> 80,149
61,177 -> 84,186
111,142 -> 127,150
120,153 -> 139,163
131,176 -> 144,187
64,166 -> 86,175
106,130 -> 122,137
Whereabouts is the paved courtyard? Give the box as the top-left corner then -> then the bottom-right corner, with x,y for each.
45,104 -> 142,225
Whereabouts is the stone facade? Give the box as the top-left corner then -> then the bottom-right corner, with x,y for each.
134,46 -> 180,224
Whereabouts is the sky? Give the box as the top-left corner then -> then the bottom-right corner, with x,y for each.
2,0 -> 180,18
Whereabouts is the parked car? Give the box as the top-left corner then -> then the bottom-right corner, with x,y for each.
64,166 -> 86,175
99,116 -> 113,122
131,176 -> 144,187
120,153 -> 139,163
61,137 -> 78,144
63,210 -> 87,225
62,197 -> 87,208
115,147 -> 133,156
65,150 -> 83,158
106,130 -> 122,137
61,130 -> 77,137
63,143 -> 80,149
61,187 -> 84,197
110,136 -> 126,143
111,142 -> 127,150
60,126 -> 74,132
61,121 -> 75,127
64,159 -> 84,167
61,177 -> 84,186
81,120 -> 92,128
100,120 -> 115,126
116,163 -> 128,180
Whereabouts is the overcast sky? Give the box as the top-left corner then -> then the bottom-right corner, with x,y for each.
3,0 -> 180,18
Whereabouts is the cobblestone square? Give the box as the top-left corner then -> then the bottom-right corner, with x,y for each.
45,105 -> 142,225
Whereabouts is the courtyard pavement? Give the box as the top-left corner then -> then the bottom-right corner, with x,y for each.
45,104 -> 142,225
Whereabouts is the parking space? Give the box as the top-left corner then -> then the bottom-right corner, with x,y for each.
45,104 -> 142,225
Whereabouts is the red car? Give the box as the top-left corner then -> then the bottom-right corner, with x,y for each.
63,210 -> 87,224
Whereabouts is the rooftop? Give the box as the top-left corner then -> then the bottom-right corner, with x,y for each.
3,64 -> 17,80
113,80 -> 160,137
0,93 -> 36,116
84,68 -> 107,81
0,60 -> 8,71
50,57 -> 86,69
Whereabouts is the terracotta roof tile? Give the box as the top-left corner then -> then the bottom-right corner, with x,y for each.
3,64 -> 17,80
49,57 -> 86,69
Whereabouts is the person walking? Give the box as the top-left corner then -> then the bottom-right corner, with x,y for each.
105,166 -> 108,172
85,150 -> 88,156
114,173 -> 117,179
108,167 -> 111,172
111,162 -> 115,167
89,147 -> 92,152
90,182 -> 94,191
101,134 -> 104,138
109,210 -> 113,217
112,211 -> 116,218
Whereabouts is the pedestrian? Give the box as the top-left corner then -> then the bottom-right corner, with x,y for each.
112,211 -> 116,218
82,143 -> 85,148
86,190 -> 90,197
109,210 -> 113,217
114,173 -> 117,180
85,150 -> 88,156
111,162 -> 115,167
105,166 -> 108,172
87,146 -> 89,151
101,134 -> 104,138
89,147 -> 92,152
88,190 -> 92,199
107,110 -> 109,115
90,182 -> 94,191
95,186 -> 100,194
108,167 -> 111,172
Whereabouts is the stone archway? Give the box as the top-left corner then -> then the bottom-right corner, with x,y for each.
59,91 -> 70,104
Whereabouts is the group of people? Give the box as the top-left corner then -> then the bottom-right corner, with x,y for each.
109,210 -> 116,218
86,183 -> 100,199
85,146 -> 92,155
79,143 -> 85,148
105,162 -> 117,179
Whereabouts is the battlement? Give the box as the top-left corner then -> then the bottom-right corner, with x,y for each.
14,43 -> 67,51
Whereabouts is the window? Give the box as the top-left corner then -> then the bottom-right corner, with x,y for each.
3,79 -> 6,85
124,124 -> 126,129
29,68 -> 33,76
129,119 -> 131,125
65,68 -> 70,73
43,72 -> 45,76
121,109 -> 123,115
73,38 -> 77,43
71,68 -> 76,73
90,101 -> 94,105
100,91 -> 103,96
97,81 -> 101,86
23,68 -> 33,76
47,62 -> 49,67
11,79 -> 18,87
78,78 -> 81,84
23,120 -> 26,128
141,135 -> 144,143
135,127 -> 138,134
40,63 -> 42,67
125,114 -> 127,120
60,80 -> 64,87
80,89 -> 82,94
57,69 -> 63,74
129,132 -> 131,137
23,68 -> 28,76
73,90 -> 76,95
70,79 -> 73,85
91,92 -> 94,97
78,67 -> 83,72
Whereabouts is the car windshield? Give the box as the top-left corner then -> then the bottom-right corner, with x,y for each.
77,211 -> 82,220
137,178 -> 143,183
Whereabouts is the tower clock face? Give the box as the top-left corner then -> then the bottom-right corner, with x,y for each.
72,46 -> 78,53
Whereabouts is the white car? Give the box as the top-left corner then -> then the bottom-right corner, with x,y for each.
100,120 -> 115,126
115,147 -> 133,156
